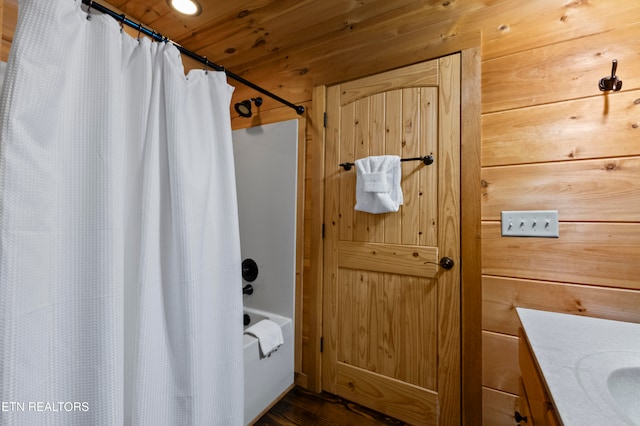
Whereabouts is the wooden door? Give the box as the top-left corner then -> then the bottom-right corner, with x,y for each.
322,55 -> 461,425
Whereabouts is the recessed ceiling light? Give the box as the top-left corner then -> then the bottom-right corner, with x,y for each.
168,0 -> 202,16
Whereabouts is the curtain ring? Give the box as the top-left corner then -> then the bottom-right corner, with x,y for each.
137,21 -> 143,42
86,0 -> 93,20
204,57 -> 209,75
119,14 -> 126,33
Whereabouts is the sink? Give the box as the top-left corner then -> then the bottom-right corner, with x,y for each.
576,351 -> 640,425
517,308 -> 640,426
608,366 -> 640,421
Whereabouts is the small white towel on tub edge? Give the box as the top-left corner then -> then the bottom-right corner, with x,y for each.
354,155 -> 403,214
244,319 -> 284,358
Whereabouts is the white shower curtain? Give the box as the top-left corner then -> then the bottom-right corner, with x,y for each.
0,1 -> 244,425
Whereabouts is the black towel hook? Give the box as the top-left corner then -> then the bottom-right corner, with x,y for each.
599,59 -> 623,92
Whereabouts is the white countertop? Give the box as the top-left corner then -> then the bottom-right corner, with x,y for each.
516,308 -> 640,426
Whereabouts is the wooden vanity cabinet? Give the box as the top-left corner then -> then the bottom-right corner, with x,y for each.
518,328 -> 562,426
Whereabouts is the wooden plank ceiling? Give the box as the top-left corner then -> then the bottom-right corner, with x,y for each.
3,0 -> 475,107
103,1 -> 415,64
101,0 -> 428,76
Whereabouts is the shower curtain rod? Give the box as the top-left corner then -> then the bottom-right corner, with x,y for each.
81,0 -> 306,115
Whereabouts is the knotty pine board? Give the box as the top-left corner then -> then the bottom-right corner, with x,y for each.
482,387 -> 520,426
482,21 -> 640,113
481,156 -> 640,222
482,331 -> 520,396
482,222 -> 640,290
482,90 -> 640,167
482,276 -> 640,337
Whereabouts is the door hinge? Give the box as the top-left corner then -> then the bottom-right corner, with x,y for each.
322,223 -> 325,239
320,337 -> 323,353
323,112 -> 327,128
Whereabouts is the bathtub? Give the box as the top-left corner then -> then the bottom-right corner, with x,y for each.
243,307 -> 294,425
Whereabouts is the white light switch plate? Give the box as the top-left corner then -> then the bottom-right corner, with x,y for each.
501,210 -> 559,238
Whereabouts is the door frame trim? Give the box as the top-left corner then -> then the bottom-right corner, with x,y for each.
307,45 -> 482,423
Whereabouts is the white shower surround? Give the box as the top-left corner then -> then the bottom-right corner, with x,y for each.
233,119 -> 298,320
232,119 -> 298,424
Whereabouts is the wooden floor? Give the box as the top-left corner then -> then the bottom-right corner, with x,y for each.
254,386 -> 406,425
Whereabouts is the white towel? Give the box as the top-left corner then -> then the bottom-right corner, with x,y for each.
354,155 -> 403,214
244,319 -> 284,358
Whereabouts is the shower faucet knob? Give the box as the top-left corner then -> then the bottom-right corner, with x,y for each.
242,258 -> 259,282
243,284 -> 254,295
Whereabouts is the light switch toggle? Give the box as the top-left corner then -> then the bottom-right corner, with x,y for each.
501,210 -> 559,238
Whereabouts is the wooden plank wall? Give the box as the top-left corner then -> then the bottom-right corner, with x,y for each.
227,3 -> 639,423
479,8 -> 640,424
0,0 -> 8,61
3,1 -> 640,423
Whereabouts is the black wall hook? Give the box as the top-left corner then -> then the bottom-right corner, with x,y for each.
599,59 -> 623,92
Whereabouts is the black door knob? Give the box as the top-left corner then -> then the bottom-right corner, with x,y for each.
439,257 -> 454,270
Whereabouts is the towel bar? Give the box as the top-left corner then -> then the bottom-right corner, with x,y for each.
339,155 -> 434,171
